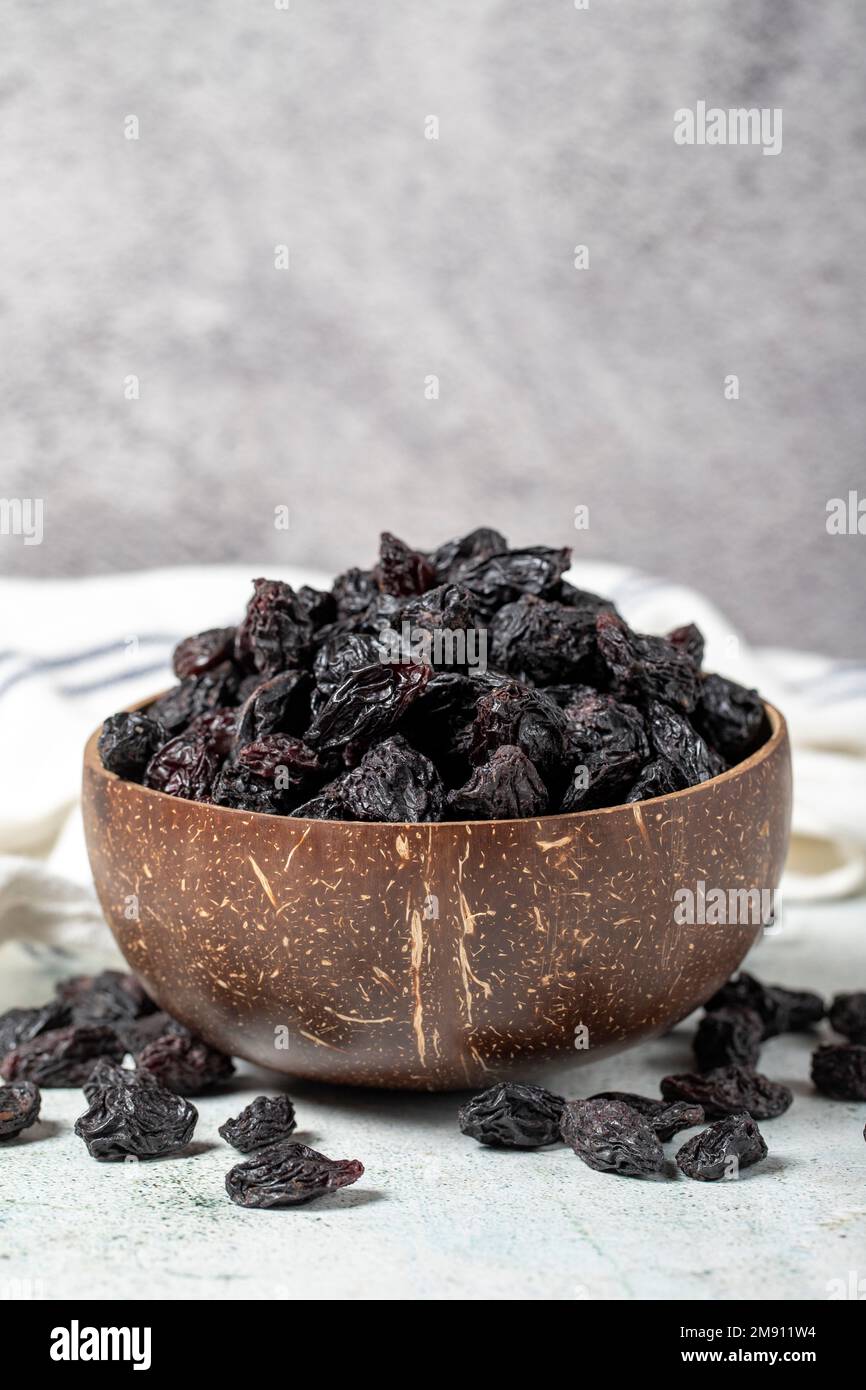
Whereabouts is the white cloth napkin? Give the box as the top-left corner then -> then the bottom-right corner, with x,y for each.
1,562 -> 863,948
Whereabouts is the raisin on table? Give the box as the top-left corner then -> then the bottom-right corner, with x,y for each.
588,1092 -> 704,1142
225,1141 -> 364,1208
705,972 -> 824,1038
560,1098 -> 665,1177
219,1095 -> 297,1153
58,970 -> 156,1027
828,993 -> 866,1043
811,1043 -> 866,1100
74,1062 -> 197,1161
0,1025 -> 124,1087
661,1065 -> 792,1120
0,1002 -> 71,1056
0,1081 -> 41,1138
458,1081 -> 565,1148
135,1026 -> 234,1095
693,1008 -> 763,1072
676,1113 -> 768,1182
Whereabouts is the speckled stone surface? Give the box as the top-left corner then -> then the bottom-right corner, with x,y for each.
81,708 -> 791,1088
0,896 -> 864,1301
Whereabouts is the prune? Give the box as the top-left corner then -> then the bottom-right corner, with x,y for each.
74,1062 -> 197,1161
225,1140 -> 364,1208
469,680 -> 568,788
172,626 -> 235,680
560,1098 -> 665,1176
0,1002 -> 70,1056
596,612 -> 700,712
828,993 -> 866,1043
646,700 -> 723,787
331,566 -> 378,618
626,757 -> 683,803
667,623 -> 705,668
98,712 -> 167,780
144,731 -> 222,801
458,1081 -> 565,1148
447,745 -> 548,820
676,1113 -> 767,1182
234,578 -> 316,676
135,1026 -> 234,1095
58,971 -> 156,1027
306,661 -> 431,763
588,1092 -> 704,1142
705,972 -> 824,1038
693,1008 -> 763,1072
811,1043 -> 866,1100
219,1095 -> 297,1153
661,1065 -> 792,1120
336,735 -> 444,823
694,674 -> 768,765
1,1025 -> 124,1087
455,546 -> 572,620
429,527 -> 508,583
234,669 -> 311,745
374,532 -> 435,597
0,1081 -> 41,1138
489,595 -> 600,685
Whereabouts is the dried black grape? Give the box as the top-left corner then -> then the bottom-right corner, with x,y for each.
312,634 -> 387,699
113,1011 -> 177,1056
458,1081 -> 565,1148
0,1002 -> 71,1057
374,531 -> 436,597
296,585 -> 336,630
693,1008 -> 763,1072
172,627 -> 236,680
74,1062 -> 197,1161
336,735 -> 445,823
694,674 -> 769,765
0,1081 -> 41,1139
588,1092 -> 704,1142
233,670 -> 312,745
219,1095 -> 297,1153
667,623 -> 705,668
811,1043 -> 866,1100
429,527 -> 508,583
596,612 -> 700,712
0,1025 -> 125,1087
469,679 -> 568,788
306,661 -> 431,763
290,780 -> 352,820
560,1099 -> 665,1176
661,1065 -> 792,1120
676,1113 -> 767,1182
828,993 -> 866,1043
625,757 -> 683,803
234,578 -> 316,676
489,595 -> 600,685
705,973 -> 825,1039
186,706 -> 239,758
455,546 -> 572,621
646,700 -> 724,786
98,711 -> 167,780
144,730 -> 222,801
447,745 -> 548,820
57,970 -> 156,1027
332,566 -> 378,619
561,746 -> 644,811
135,1026 -> 234,1095
225,1141 -> 364,1209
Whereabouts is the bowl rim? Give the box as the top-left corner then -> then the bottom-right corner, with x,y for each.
84,698 -> 787,830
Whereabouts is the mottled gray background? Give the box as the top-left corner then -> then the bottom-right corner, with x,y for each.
2,0 -> 864,654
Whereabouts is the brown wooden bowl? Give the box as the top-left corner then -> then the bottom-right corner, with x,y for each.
82,702 -> 791,1090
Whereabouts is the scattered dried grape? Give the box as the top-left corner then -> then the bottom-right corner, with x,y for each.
828,993 -> 866,1043
676,1113 -> 767,1182
693,1008 -> 763,1072
705,973 -> 824,1038
74,1062 -> 197,1161
0,1025 -> 124,1087
219,1095 -> 297,1153
135,1026 -> 234,1095
98,712 -> 167,781
0,1081 -> 41,1139
811,1043 -> 866,1100
0,1002 -> 70,1057
447,745 -> 548,820
225,1141 -> 364,1208
661,1065 -> 792,1120
588,1092 -> 704,1142
458,1081 -> 565,1148
57,970 -> 156,1027
560,1098 -> 665,1176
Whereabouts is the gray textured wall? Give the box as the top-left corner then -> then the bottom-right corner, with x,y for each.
2,0 -> 864,655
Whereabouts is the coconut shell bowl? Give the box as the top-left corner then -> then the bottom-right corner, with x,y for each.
82,703 -> 791,1091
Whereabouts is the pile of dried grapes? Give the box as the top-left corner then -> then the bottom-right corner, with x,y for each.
97,528 -> 770,820
459,974 -> 866,1181
0,971 -> 363,1208
2,968 -> 865,1200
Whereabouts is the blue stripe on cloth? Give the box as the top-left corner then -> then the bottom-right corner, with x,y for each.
0,635 -> 180,699
59,661 -> 173,697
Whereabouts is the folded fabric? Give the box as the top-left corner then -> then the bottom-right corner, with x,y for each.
0,561 -> 863,949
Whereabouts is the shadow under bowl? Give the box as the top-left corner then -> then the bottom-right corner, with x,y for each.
82,703 -> 791,1090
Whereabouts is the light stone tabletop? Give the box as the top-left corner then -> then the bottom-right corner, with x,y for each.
1,897 -> 864,1302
